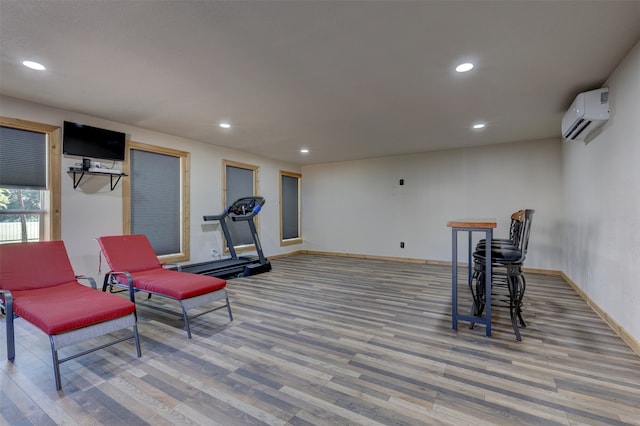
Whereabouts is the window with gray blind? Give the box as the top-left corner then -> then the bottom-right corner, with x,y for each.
0,118 -> 60,241
130,149 -> 181,256
0,126 -> 47,189
224,162 -> 256,247
280,171 -> 301,243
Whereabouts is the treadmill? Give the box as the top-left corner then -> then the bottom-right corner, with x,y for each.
181,196 -> 272,278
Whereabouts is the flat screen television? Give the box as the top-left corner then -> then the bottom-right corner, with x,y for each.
63,121 -> 126,161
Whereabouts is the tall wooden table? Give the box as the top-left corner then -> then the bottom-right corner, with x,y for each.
447,218 -> 497,337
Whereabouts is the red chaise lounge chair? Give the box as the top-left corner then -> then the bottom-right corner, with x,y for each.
96,234 -> 233,338
0,241 -> 141,390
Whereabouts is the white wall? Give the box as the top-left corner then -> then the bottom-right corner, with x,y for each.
0,96 -> 303,278
301,138 -> 563,270
562,40 -> 640,343
3,40 -> 638,346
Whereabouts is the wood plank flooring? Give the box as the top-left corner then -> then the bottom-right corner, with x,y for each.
2,254 -> 640,425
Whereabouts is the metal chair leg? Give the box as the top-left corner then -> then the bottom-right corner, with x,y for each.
469,268 -> 486,329
133,324 -> 142,357
507,274 -> 522,341
49,339 -> 63,391
2,291 -> 15,361
181,304 -> 192,339
517,274 -> 527,328
226,297 -> 234,321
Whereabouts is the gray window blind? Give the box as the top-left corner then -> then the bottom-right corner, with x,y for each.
131,149 -> 181,255
225,165 -> 254,246
0,126 -> 47,189
281,174 -> 299,239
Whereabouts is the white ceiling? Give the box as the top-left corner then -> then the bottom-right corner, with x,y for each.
1,1 -> 639,165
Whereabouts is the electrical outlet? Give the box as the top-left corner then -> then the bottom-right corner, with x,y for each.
400,242 -> 405,248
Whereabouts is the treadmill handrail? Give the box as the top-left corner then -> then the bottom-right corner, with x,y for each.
203,214 -> 224,221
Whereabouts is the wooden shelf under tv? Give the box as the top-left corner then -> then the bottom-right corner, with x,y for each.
67,167 -> 127,191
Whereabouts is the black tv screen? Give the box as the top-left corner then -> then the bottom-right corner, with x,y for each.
63,121 -> 126,161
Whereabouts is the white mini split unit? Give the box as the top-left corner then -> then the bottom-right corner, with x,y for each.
561,87 -> 609,143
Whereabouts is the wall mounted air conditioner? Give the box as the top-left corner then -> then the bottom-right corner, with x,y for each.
561,87 -> 609,142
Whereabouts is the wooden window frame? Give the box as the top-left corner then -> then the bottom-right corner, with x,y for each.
123,141 -> 190,263
222,159 -> 259,253
0,117 -> 61,241
279,170 -> 302,246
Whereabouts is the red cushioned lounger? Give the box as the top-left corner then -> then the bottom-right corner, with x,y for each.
96,234 -> 233,338
0,241 -> 141,390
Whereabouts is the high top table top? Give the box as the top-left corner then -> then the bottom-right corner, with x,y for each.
447,218 -> 497,228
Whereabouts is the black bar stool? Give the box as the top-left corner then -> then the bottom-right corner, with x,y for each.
469,209 -> 534,341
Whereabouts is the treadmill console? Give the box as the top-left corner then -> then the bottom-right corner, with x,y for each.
227,196 -> 265,217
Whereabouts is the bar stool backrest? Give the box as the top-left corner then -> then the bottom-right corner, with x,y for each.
515,209 -> 535,262
508,210 -> 525,246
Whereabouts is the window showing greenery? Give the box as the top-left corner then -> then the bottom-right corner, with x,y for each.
0,189 -> 43,242
0,118 -> 60,243
280,171 -> 301,245
124,141 -> 189,262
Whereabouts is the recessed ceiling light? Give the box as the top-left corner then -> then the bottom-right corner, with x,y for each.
300,149 -> 309,154
456,62 -> 474,73
472,123 -> 486,129
219,122 -> 231,129
23,60 -> 46,71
